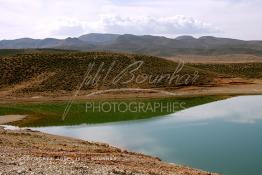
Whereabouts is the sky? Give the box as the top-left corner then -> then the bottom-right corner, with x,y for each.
0,0 -> 261,40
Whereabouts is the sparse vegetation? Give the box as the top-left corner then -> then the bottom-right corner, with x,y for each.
0,51 -> 215,93
190,63 -> 262,79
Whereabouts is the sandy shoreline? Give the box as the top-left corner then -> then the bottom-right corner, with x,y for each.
0,115 -> 27,125
0,126 -> 219,175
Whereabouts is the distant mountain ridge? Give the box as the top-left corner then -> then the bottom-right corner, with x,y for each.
1,33 -> 262,56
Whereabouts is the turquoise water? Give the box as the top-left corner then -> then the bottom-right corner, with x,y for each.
33,96 -> 262,175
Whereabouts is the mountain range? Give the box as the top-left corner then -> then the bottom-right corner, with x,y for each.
1,33 -> 262,56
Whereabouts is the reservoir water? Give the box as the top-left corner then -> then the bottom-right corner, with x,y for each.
32,96 -> 262,175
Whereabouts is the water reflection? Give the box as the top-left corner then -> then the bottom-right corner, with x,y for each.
165,95 -> 262,124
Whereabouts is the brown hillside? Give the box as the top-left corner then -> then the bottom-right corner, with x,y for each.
0,52 -> 216,97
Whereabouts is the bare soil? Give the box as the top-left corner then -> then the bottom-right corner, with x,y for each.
0,115 -> 27,125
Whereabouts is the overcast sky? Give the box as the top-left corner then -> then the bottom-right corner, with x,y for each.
0,0 -> 261,40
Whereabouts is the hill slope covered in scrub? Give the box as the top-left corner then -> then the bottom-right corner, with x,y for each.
0,51 -> 216,96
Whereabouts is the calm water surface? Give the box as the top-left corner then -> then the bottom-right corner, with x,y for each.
32,96 -> 262,175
